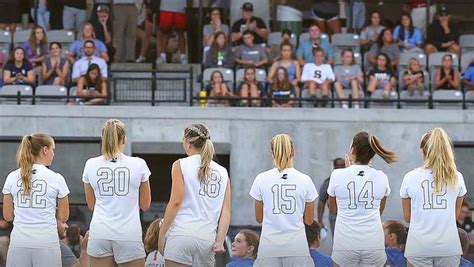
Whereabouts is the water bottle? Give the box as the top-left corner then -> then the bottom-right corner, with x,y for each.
217,52 -> 224,67
199,90 -> 207,107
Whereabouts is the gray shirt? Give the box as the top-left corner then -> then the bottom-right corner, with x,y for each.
234,44 -> 268,68
203,24 -> 229,37
368,43 -> 400,65
360,25 -> 385,43
60,240 -> 78,267
334,65 -> 363,88
160,0 -> 186,13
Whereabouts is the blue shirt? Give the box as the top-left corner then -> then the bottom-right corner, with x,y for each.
225,257 -> 255,267
309,249 -> 332,267
393,26 -> 423,49
460,257 -> 473,267
69,39 -> 108,60
464,66 -> 474,84
296,38 -> 334,63
385,247 -> 407,267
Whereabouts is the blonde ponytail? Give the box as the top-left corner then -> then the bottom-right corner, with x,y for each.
184,124 -> 214,183
271,134 -> 294,172
199,138 -> 215,183
101,119 -> 126,160
368,134 -> 397,164
421,128 -> 457,192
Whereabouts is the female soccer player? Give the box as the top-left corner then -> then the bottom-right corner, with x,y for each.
249,134 -> 317,267
83,119 -> 151,267
401,128 -> 467,266
3,133 -> 70,266
158,124 -> 231,267
328,131 -> 397,266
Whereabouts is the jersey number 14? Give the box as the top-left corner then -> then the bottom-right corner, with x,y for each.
347,181 -> 375,209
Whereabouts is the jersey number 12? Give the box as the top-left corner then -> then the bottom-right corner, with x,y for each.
421,180 -> 447,209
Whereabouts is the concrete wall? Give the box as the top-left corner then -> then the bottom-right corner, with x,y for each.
0,105 -> 473,226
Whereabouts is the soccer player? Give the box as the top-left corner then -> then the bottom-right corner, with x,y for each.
328,131 -> 397,266
83,119 -> 151,266
3,133 -> 70,266
250,134 -> 317,267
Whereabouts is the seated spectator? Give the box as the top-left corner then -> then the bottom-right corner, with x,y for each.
42,42 -> 70,86
301,48 -> 335,107
203,8 -> 229,47
236,67 -> 265,107
383,220 -> 407,267
71,40 -> 108,82
305,221 -> 333,267
234,31 -> 268,69
367,28 -> 400,69
435,54 -> 460,90
459,228 -> 473,267
425,5 -> 460,56
393,14 -> 423,52
89,5 -> 113,60
269,67 -> 297,108
205,70 -> 233,106
268,29 -> 294,62
68,23 -> 109,63
156,0 -> 188,64
312,0 -> 341,34
58,222 -> 90,267
267,41 -> 301,94
403,58 -> 425,96
144,219 -> 166,266
23,25 -> 49,67
231,2 -> 268,46
0,204 -> 11,267
204,31 -> 234,69
76,63 -> 108,105
3,47 -> 35,86
334,49 -> 364,109
457,202 -> 474,233
297,23 -> 334,66
226,229 -> 259,267
367,53 -> 397,98
463,60 -> 474,91
360,11 -> 385,51
64,224 -> 81,258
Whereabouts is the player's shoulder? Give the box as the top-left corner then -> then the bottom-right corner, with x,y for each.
5,168 -> 20,181
85,155 -> 104,165
369,166 -> 388,177
403,167 -> 424,179
291,168 -> 312,182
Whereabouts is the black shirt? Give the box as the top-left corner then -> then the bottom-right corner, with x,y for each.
231,16 -> 267,46
4,61 -> 33,85
61,0 -> 87,9
457,217 -> 474,233
89,18 -> 113,45
427,19 -> 459,51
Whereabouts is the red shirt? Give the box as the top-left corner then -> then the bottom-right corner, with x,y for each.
408,0 -> 434,8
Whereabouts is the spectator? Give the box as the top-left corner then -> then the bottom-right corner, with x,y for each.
32,0 -> 50,31
383,220 -> 408,267
459,228 -> 473,267
0,204 -> 11,267
297,24 -> 334,66
205,70 -> 233,106
367,53 -> 397,98
42,42 -> 70,86
89,5 -> 113,58
267,41 -> 301,94
463,60 -> 474,91
71,40 -> 108,82
0,0 -> 21,32
234,31 -> 268,69
393,14 -> 423,52
226,229 -> 259,267
156,0 -> 187,64
334,49 -> 364,109
203,8 -> 230,47
68,23 -> 109,63
435,54 -> 460,90
268,29 -> 294,62
3,47 -> 35,86
367,28 -> 400,68
345,0 -> 365,33
236,67 -> 265,107
112,0 -> 138,62
144,219 -> 165,266
135,0 -> 159,63
23,25 -> 49,68
403,57 -> 425,96
62,0 -> 87,33
76,63 -> 108,105
58,223 -> 90,267
312,0 -> 341,34
301,48 -> 335,107
425,5 -> 461,56
204,31 -> 234,69
457,203 -> 474,233
64,224 -> 81,258
269,67 -> 297,108
305,221 -> 333,267
360,11 -> 385,51
405,0 -> 436,35
231,2 -> 268,46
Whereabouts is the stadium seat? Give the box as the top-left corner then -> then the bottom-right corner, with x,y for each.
398,69 -> 430,93
203,68 -> 234,84
298,32 -> 328,45
465,90 -> 474,109
13,29 -> 31,47
369,90 -> 398,109
428,52 -> 459,69
331,33 -> 360,53
235,68 -> 266,83
399,90 -> 430,109
460,34 -> 474,53
398,52 -> 427,69
461,52 -> 474,73
47,30 -> 75,56
0,84 -> 33,104
432,89 -> 463,109
268,32 -> 297,46
34,85 -> 68,105
0,30 -> 11,44
334,51 -> 362,66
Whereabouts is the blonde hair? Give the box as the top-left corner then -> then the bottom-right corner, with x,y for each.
101,119 -> 126,160
352,132 -> 397,164
144,218 -> 161,253
407,57 -> 419,74
184,124 -> 214,183
16,133 -> 54,195
420,128 -> 457,192
271,134 -> 294,171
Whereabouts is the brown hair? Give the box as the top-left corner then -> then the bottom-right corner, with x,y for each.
184,124 -> 214,183
16,133 -> 54,195
351,132 -> 397,165
238,229 -> 260,259
144,218 -> 161,253
305,220 -> 322,246
66,224 -> 81,246
279,40 -> 293,53
28,25 -> 48,58
244,67 -> 257,83
271,134 -> 294,171
384,220 -> 407,247
459,228 -> 470,254
273,67 -> 291,91
341,48 -> 356,65
101,119 -> 126,160
210,31 -> 227,59
312,47 -> 325,56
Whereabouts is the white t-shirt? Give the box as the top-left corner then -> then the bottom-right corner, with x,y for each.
328,165 -> 390,251
145,250 -> 165,267
301,63 -> 335,84
400,168 -> 467,257
249,168 -> 318,259
2,164 -> 70,249
82,154 -> 151,241
167,155 -> 229,242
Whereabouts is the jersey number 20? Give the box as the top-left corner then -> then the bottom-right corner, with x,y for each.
97,167 -> 130,196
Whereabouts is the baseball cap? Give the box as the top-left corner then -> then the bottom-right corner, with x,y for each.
438,4 -> 448,16
242,2 -> 253,11
97,5 -> 110,12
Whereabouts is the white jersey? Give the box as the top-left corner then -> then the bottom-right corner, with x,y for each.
82,154 -> 151,241
145,250 -> 165,267
301,63 -> 335,84
2,164 -> 70,249
400,168 -> 467,257
249,168 -> 318,259
328,165 -> 390,251
167,155 -> 229,242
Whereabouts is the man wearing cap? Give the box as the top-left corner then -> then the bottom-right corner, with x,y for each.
231,2 -> 268,46
424,4 -> 460,56
90,5 -> 113,49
